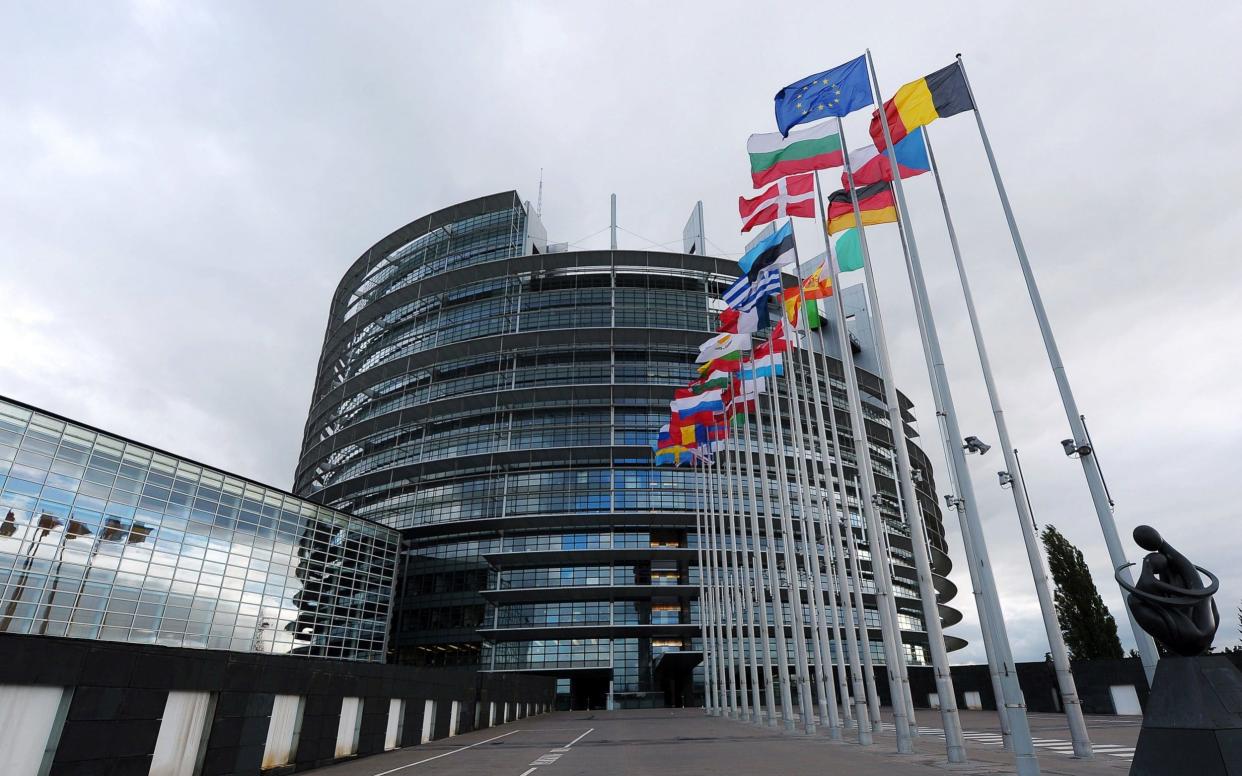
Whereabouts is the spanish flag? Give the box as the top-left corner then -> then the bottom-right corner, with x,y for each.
825,183 -> 896,235
869,62 -> 974,149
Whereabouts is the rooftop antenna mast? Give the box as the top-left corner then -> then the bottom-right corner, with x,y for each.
610,193 -> 618,250
537,168 -> 544,217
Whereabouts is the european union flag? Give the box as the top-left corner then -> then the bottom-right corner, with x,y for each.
775,55 -> 874,136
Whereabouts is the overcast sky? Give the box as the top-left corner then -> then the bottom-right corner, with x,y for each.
3,1 -> 1240,663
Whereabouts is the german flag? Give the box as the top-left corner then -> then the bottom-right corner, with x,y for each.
825,183 -> 896,235
869,61 -> 974,149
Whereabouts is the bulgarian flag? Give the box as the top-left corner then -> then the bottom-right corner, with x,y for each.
747,122 -> 844,189
738,173 -> 815,233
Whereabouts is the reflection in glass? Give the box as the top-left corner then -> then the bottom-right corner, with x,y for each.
0,398 -> 399,662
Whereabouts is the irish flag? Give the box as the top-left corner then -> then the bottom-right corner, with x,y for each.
748,122 -> 844,188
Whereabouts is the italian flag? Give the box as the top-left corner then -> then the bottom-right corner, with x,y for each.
747,122 -> 844,189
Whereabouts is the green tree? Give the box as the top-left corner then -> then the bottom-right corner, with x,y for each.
1040,525 -> 1124,660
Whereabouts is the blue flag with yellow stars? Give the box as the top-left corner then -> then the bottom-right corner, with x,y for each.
775,55 -> 874,136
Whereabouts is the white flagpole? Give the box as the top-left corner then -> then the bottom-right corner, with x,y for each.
895,220 -> 1014,750
835,128 -> 966,760
720,436 -> 749,720
954,54 -> 1158,684
712,443 -> 741,718
843,482 -> 884,730
694,457 -> 718,715
865,49 -> 1040,776
795,291 -> 871,736
810,166 -> 914,754
923,127 -> 1094,758
766,364 -> 817,734
752,338 -> 798,732
724,426 -> 761,722
705,448 -> 734,718
783,259 -> 844,736
787,289 -> 855,727
785,329 -> 839,734
740,372 -> 779,727
792,340 -> 851,734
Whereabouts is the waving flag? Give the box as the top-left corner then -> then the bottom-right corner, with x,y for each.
826,183 -> 896,235
697,332 -> 752,363
739,173 -> 815,233
834,229 -> 865,273
722,267 -> 783,312
740,353 -> 784,381
738,220 -> 797,282
747,123 -> 843,188
842,127 -> 930,189
869,61 -> 974,149
774,55 -> 873,136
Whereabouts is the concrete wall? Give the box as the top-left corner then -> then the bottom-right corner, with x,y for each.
0,633 -> 553,776
903,654 -> 1242,715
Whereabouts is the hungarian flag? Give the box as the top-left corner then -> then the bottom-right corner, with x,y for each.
842,127 -> 930,189
739,173 -> 815,233
685,370 -> 732,393
869,62 -> 974,149
826,183 -> 896,235
696,351 -> 743,375
747,123 -> 843,188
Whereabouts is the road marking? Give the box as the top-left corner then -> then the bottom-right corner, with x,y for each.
565,728 -> 594,747
518,769 -> 538,776
371,729 -> 522,775
876,722 -> 1134,761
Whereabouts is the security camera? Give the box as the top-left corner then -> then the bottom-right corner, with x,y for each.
963,436 -> 991,455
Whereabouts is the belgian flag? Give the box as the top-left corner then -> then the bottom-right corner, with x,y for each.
869,61 -> 975,149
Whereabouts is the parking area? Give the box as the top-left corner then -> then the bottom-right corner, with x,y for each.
310,706 -> 1139,776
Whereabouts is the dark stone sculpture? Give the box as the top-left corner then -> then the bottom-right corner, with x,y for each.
1116,525 -> 1220,656
1120,526 -> 1241,776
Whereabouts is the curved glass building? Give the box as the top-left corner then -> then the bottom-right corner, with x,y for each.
295,191 -> 963,708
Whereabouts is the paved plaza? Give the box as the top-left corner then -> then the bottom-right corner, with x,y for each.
312,708 -> 1141,776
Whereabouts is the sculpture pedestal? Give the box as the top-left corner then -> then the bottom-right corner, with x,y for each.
1130,655 -> 1242,775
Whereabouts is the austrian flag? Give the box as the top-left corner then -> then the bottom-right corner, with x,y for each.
738,173 -> 815,233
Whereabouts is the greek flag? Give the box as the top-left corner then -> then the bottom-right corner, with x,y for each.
722,266 -> 782,312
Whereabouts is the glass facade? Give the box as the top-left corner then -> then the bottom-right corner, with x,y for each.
297,191 -> 961,706
0,397 -> 399,662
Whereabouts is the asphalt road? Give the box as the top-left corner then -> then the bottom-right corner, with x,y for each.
310,707 -> 1140,776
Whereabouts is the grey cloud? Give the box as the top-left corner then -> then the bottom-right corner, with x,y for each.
3,0 -> 1239,661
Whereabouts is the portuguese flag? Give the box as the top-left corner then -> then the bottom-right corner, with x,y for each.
826,183 -> 896,236
869,61 -> 974,149
747,122 -> 843,189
